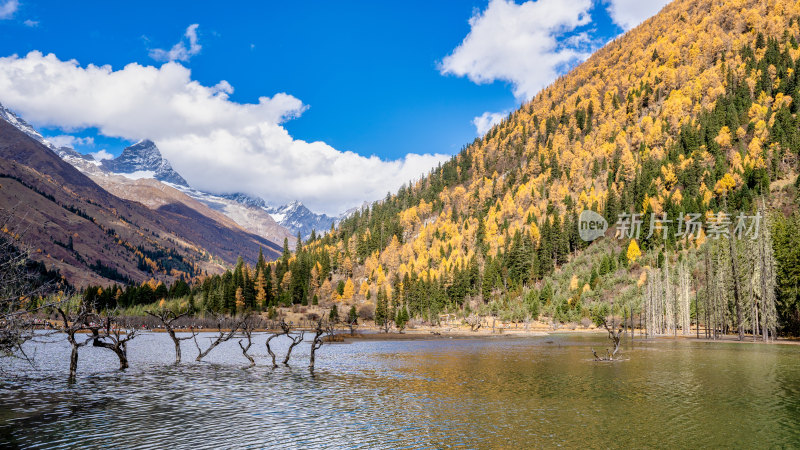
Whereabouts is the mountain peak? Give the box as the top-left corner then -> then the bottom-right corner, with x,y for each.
102,139 -> 188,186
219,192 -> 268,209
0,103 -> 57,151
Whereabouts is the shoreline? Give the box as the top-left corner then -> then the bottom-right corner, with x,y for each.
105,325 -> 800,345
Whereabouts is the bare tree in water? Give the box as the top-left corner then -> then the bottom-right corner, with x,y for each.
56,304 -> 92,383
238,315 -> 260,368
265,320 -> 290,369
146,309 -> 196,363
309,319 -> 333,371
345,315 -> 358,336
193,314 -> 243,361
591,302 -> 623,361
89,314 -> 139,370
282,322 -> 304,366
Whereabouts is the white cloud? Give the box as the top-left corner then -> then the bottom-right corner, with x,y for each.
90,149 -> 113,161
23,19 -> 38,27
149,24 -> 202,62
0,51 -> 448,214
47,134 -> 94,148
473,111 -> 507,136
440,0 -> 594,101
605,0 -> 670,31
0,0 -> 18,19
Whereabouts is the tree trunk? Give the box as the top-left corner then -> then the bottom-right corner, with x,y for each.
727,235 -> 744,340
69,342 -> 79,383
116,346 -> 129,370
267,334 -> 280,369
283,332 -> 304,365
169,330 -> 182,364
265,333 -> 279,368
238,340 -> 255,367
93,338 -> 128,370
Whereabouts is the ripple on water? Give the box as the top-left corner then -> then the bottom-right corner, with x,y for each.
1,333 -> 799,448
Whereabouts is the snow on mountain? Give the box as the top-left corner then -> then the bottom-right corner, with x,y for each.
217,193 -> 355,240
0,103 -> 344,244
264,201 -> 341,239
0,103 -> 105,174
101,140 -> 188,186
219,192 -> 267,209
0,102 -> 56,150
168,185 -> 294,248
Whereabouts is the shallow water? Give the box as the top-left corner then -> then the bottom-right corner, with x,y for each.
1,332 -> 799,448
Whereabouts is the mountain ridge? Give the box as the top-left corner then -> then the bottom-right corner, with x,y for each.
0,103 -> 339,242
0,117 -> 283,286
101,139 -> 189,186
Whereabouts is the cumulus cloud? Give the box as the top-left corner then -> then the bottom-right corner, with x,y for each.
440,0 -> 594,101
0,51 -> 448,214
605,0 -> 670,31
90,149 -> 113,161
149,24 -> 202,62
47,134 -> 94,148
473,111 -> 507,136
0,0 -> 18,19
23,19 -> 37,27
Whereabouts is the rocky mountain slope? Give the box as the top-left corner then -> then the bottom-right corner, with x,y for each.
172,187 -> 295,248
0,118 -> 282,286
0,102 -> 334,243
265,201 -> 340,239
101,139 -> 188,186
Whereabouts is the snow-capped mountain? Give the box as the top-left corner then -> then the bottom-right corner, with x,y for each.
102,140 -> 188,186
220,192 -> 268,209
216,193 -> 345,240
0,102 -> 344,244
0,102 -> 61,153
264,201 -> 339,239
0,103 -> 105,172
168,185 -> 294,247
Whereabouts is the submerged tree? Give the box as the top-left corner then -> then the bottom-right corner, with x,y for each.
193,314 -> 243,361
146,308 -> 196,363
56,305 -> 92,383
89,314 -> 139,370
237,315 -> 261,368
309,319 -> 332,371
283,326 -> 304,366
265,320 -> 291,368
591,301 -> 623,361
1,218 -> 63,358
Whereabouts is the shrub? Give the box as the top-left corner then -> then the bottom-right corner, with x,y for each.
358,303 -> 375,321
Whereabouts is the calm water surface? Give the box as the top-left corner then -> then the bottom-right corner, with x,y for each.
1,332 -> 799,448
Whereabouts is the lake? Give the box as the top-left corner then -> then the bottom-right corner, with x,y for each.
1,332 -> 799,448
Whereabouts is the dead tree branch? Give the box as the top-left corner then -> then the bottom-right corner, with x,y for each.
309,319 -> 333,370
90,314 -> 139,370
594,315 -> 623,361
237,315 -> 260,368
56,304 -> 92,383
146,309 -> 196,363
282,321 -> 304,366
193,314 -> 243,362
265,320 -> 290,368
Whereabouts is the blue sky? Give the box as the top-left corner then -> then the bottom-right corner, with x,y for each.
0,0 -> 668,213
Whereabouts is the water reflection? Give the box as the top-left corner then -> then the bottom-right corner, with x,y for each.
1,333 -> 799,448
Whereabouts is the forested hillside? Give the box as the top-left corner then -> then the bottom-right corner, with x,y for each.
189,0 -> 800,336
